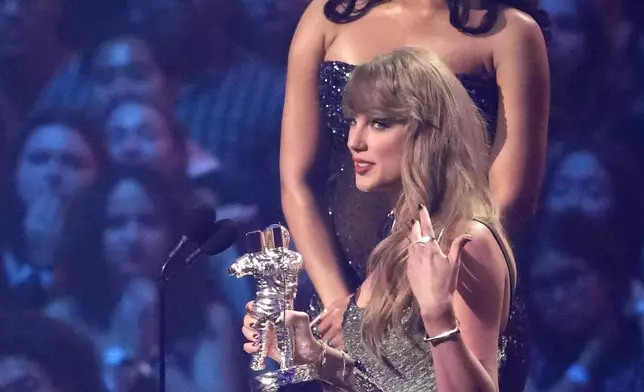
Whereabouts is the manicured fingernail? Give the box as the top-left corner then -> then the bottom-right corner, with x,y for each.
252,333 -> 259,339
418,204 -> 424,211
252,341 -> 258,346
250,323 -> 256,329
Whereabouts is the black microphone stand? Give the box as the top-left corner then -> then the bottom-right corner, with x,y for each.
158,262 -> 175,392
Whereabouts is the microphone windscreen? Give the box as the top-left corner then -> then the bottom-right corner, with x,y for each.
201,219 -> 238,256
185,204 -> 217,244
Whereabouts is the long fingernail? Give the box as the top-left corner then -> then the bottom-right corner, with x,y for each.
418,204 -> 424,211
252,341 -> 258,346
253,333 -> 259,339
250,322 -> 256,329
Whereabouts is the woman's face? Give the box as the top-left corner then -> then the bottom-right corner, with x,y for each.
103,179 -> 170,279
15,124 -> 98,206
529,248 -> 609,338
104,102 -> 179,176
347,114 -> 407,193
90,37 -> 166,110
544,151 -> 613,218
0,356 -> 58,392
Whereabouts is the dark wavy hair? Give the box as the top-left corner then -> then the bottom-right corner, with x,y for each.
101,94 -> 189,177
55,166 -> 211,349
1,109 -> 108,258
324,0 -> 550,40
539,138 -> 644,263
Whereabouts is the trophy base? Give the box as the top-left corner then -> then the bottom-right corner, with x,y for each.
251,364 -> 320,392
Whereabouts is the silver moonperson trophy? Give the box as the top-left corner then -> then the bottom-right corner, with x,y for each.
229,224 -> 319,391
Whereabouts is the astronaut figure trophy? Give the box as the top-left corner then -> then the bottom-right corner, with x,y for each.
229,224 -> 318,391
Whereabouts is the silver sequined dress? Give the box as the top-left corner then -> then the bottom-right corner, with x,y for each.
341,218 -> 529,392
314,61 -> 529,391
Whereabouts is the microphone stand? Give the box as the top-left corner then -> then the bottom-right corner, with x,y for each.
157,247 -> 202,392
158,262 -> 176,392
158,279 -> 167,392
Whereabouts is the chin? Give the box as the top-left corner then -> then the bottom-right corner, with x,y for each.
355,178 -> 385,193
355,181 -> 373,192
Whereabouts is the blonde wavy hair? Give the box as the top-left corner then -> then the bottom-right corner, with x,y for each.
343,47 -> 507,357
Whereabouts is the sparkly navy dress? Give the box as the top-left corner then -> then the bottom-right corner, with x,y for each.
314,61 -> 530,392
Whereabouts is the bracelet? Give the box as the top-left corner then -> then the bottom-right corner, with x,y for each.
565,363 -> 590,386
423,319 -> 461,346
312,340 -> 327,369
340,350 -> 348,382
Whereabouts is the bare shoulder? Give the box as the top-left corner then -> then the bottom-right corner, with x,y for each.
458,220 -> 510,295
289,0 -> 340,60
492,7 -> 546,49
296,0 -> 337,38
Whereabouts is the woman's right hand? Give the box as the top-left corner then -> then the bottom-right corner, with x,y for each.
241,301 -> 323,366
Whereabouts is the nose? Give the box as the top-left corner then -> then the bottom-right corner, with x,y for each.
551,285 -> 568,303
44,159 -> 64,192
347,117 -> 367,153
117,135 -> 145,164
107,76 -> 138,102
122,145 -> 144,164
124,221 -> 144,244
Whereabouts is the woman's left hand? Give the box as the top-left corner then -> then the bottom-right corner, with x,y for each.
407,205 -> 471,322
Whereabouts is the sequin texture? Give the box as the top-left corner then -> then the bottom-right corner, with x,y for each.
343,292 -> 530,392
311,61 -> 529,390
315,61 -> 500,292
341,217 -> 531,392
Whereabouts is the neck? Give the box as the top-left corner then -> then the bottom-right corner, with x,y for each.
385,184 -> 403,210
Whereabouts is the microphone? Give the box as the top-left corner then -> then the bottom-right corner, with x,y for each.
184,219 -> 238,266
165,204 -> 216,262
156,207 -> 224,392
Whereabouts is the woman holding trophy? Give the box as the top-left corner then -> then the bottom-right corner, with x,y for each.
241,47 -> 526,392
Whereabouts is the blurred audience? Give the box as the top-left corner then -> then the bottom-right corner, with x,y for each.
0,0 -> 643,391
0,312 -> 107,392
102,96 -> 188,180
524,213 -> 644,391
0,0 -> 84,123
83,27 -> 176,114
0,109 -> 107,311
539,139 -> 644,266
46,166 -> 243,392
235,0 -> 308,66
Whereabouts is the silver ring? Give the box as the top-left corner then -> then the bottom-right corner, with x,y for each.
411,235 -> 435,247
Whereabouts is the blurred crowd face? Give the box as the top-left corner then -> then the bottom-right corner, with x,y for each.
15,124 -> 98,206
0,356 -> 57,392
104,101 -> 179,176
241,0 -> 307,43
529,248 -> 609,338
541,0 -> 586,70
90,37 -> 167,110
103,179 -> 169,279
125,0 -> 226,50
0,0 -> 61,61
543,151 -> 614,218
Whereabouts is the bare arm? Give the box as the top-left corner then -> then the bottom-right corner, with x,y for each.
281,0 -> 351,306
422,228 -> 510,392
490,10 -> 550,236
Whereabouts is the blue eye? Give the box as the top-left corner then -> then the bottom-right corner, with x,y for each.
371,120 -> 391,130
